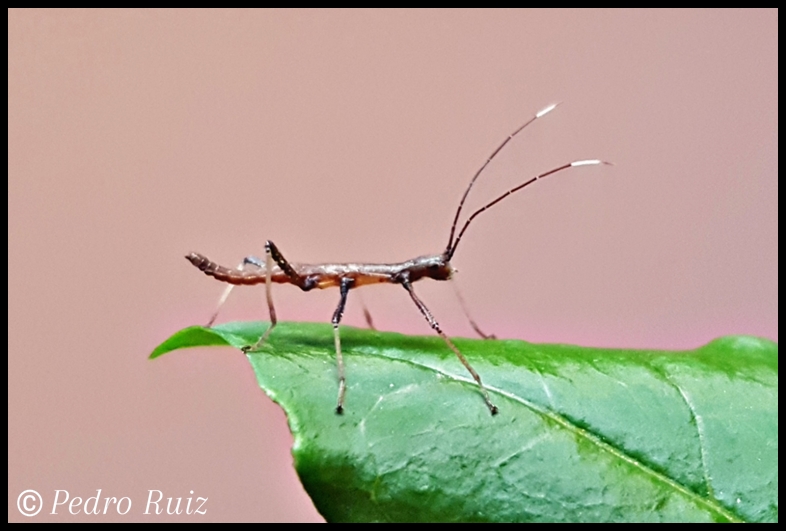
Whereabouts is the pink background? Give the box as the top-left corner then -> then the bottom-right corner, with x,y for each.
9,9 -> 777,522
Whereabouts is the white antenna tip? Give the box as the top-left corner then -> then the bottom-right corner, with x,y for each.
536,103 -> 559,118
571,159 -> 604,167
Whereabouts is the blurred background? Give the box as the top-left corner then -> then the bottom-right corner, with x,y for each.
9,9 -> 777,522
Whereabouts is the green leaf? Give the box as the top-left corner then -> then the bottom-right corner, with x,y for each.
151,322 -> 778,522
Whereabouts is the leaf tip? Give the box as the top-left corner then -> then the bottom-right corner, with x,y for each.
148,325 -> 235,360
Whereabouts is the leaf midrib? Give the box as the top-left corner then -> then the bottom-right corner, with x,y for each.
347,348 -> 742,523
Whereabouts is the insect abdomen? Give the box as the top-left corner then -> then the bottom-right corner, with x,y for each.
185,253 -> 264,285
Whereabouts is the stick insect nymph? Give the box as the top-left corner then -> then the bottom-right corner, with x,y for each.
186,103 -> 609,415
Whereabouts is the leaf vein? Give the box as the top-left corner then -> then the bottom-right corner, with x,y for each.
670,382 -> 715,499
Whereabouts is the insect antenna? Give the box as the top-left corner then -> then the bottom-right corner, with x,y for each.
446,159 -> 611,260
445,102 -> 561,255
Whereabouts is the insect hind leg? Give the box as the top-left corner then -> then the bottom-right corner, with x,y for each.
243,241 -> 315,353
206,255 -> 264,327
266,240 -> 317,291
242,248 -> 278,353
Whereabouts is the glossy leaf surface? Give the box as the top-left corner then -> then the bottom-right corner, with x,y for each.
151,322 -> 778,522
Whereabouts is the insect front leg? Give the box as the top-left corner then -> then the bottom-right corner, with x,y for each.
451,279 -> 496,339
206,255 -> 264,327
399,274 -> 498,415
332,277 -> 355,414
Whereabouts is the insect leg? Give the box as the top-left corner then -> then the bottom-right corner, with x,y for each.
451,279 -> 496,339
242,249 -> 278,352
355,290 -> 376,331
206,256 -> 264,327
332,277 -> 355,414
266,240 -> 317,291
400,276 -> 498,415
